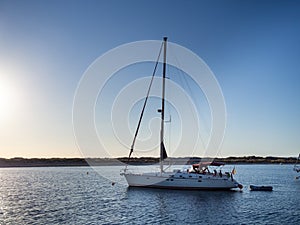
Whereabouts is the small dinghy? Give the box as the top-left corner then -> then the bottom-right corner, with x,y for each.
250,185 -> 273,191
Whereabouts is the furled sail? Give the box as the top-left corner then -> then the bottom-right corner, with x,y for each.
161,142 -> 168,160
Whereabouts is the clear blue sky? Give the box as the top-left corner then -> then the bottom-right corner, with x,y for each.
0,0 -> 299,158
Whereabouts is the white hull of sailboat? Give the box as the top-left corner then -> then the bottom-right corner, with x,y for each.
123,172 -> 240,190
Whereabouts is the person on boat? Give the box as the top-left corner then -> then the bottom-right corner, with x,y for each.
201,167 -> 209,174
206,167 -> 211,174
219,170 -> 222,177
213,169 -> 217,176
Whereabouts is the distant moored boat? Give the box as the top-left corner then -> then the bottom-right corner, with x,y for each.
294,154 -> 300,173
250,185 -> 273,191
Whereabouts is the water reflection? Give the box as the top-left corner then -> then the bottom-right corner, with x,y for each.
125,187 -> 241,223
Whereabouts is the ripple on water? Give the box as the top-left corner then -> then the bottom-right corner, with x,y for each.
0,165 -> 299,224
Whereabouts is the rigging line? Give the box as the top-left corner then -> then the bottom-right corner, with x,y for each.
127,41 -> 164,163
169,47 -> 208,154
181,68 -> 208,149
168,114 -> 171,157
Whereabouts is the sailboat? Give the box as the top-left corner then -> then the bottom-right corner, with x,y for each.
294,153 -> 300,173
121,37 -> 242,190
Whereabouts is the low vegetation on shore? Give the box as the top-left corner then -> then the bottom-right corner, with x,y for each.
0,156 -> 297,168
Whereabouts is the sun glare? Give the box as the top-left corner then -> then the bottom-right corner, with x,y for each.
0,79 -> 16,121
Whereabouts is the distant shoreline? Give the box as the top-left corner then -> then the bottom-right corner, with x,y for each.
0,156 -> 297,168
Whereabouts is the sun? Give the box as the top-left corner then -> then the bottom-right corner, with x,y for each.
0,79 -> 16,121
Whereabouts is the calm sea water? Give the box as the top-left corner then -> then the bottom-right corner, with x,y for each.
0,164 -> 299,224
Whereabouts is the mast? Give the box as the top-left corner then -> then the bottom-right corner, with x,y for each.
160,37 -> 167,174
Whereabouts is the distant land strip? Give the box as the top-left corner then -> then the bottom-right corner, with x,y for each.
0,156 -> 298,168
